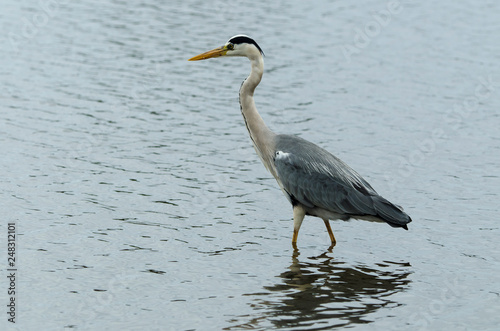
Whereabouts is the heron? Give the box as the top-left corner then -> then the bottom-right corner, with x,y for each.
189,35 -> 412,247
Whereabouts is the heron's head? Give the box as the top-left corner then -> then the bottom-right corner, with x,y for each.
188,35 -> 264,61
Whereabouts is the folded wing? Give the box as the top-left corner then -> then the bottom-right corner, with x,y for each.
273,135 -> 411,229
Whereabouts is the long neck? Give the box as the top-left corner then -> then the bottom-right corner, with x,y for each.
239,56 -> 276,174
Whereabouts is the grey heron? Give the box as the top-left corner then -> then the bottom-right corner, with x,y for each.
189,35 -> 412,247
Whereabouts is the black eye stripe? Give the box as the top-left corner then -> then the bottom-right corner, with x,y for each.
227,35 -> 264,55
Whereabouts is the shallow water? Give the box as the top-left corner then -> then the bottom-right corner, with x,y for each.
1,0 -> 499,330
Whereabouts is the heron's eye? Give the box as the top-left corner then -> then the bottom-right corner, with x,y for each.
227,43 -> 234,50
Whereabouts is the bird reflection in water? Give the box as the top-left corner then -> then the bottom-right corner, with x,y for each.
229,250 -> 411,329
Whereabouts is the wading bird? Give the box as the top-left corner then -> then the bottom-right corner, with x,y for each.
189,35 -> 411,247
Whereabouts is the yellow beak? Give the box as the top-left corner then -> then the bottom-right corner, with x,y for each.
188,46 -> 227,61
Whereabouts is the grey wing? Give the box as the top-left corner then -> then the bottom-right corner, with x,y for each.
272,135 -> 411,228
273,149 -> 377,216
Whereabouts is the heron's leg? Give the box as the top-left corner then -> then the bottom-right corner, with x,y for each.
292,205 -> 306,244
323,219 -> 336,246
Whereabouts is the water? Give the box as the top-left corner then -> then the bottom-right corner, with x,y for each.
1,0 -> 499,330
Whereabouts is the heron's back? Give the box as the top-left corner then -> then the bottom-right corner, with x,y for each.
272,134 -> 411,229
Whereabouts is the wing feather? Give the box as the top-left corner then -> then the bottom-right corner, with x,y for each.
275,149 -> 373,215
273,135 -> 411,228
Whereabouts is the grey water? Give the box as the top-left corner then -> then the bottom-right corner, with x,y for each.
1,0 -> 499,330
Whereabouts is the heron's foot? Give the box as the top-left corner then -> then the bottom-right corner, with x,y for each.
323,219 -> 337,246
292,228 -> 299,243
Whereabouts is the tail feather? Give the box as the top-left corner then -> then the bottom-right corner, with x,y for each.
372,196 -> 412,230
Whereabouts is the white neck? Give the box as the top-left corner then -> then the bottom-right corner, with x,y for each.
239,55 -> 276,173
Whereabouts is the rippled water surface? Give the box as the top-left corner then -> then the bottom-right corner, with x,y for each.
1,0 -> 499,330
